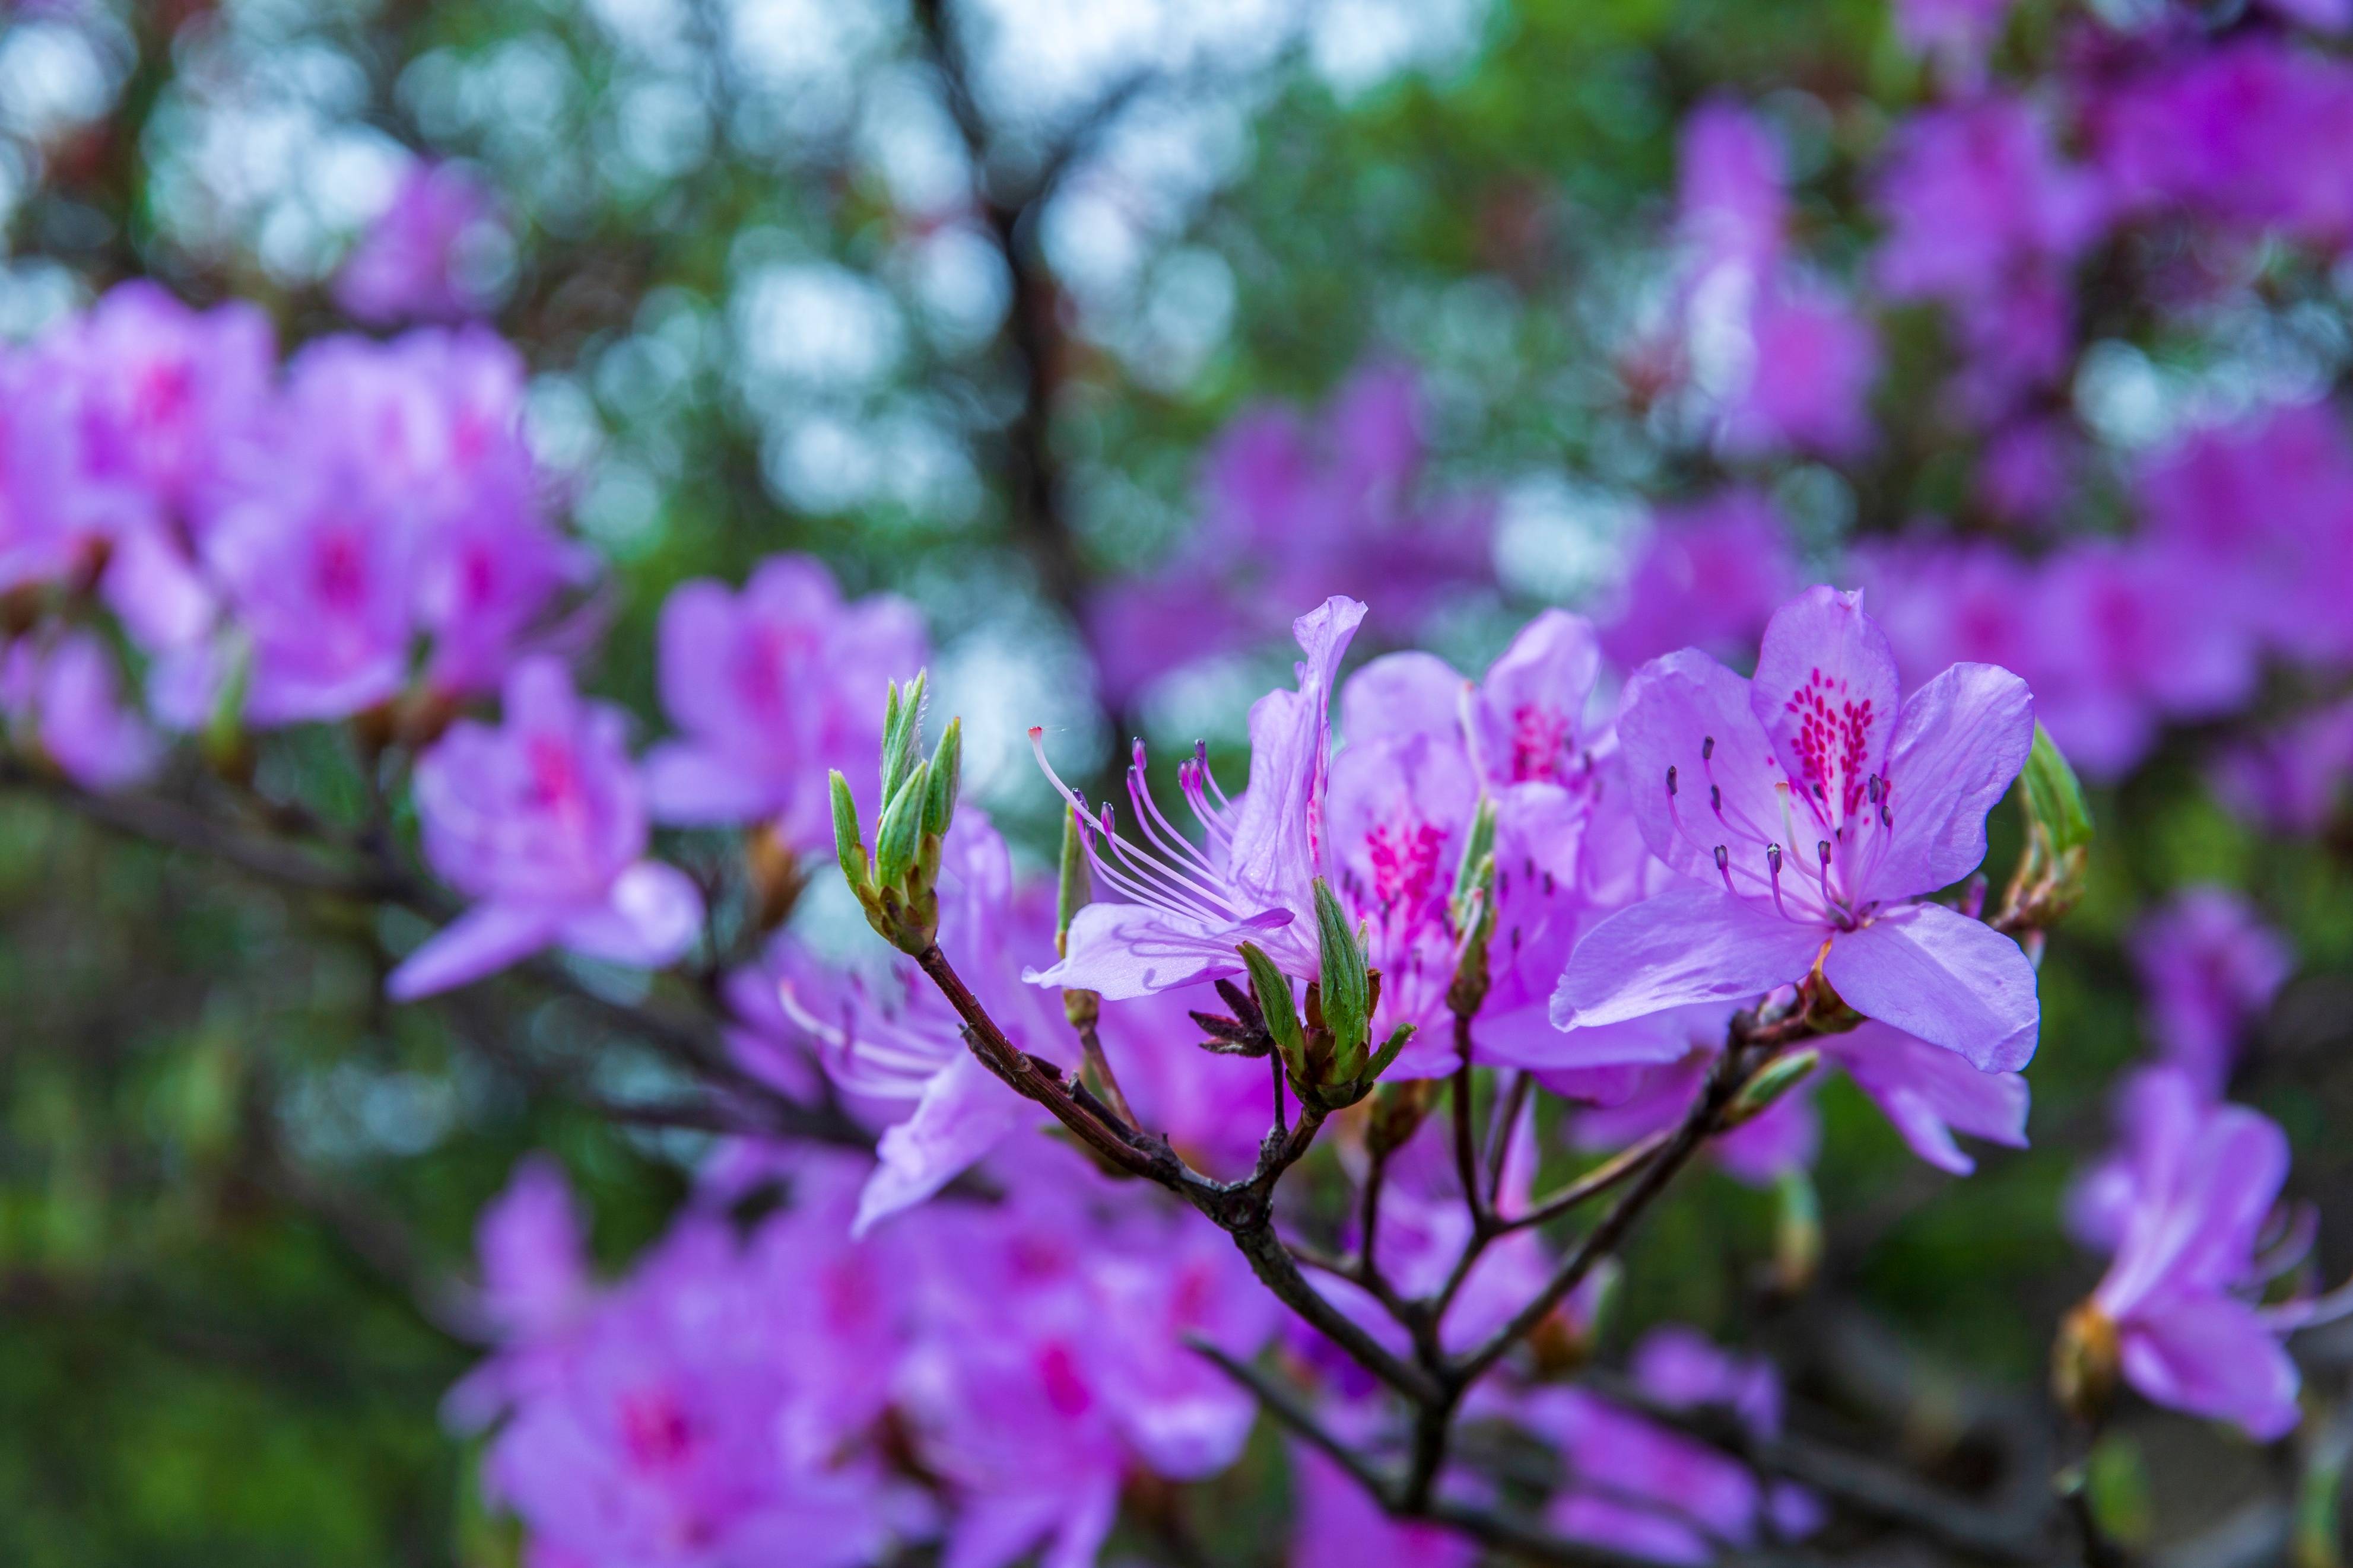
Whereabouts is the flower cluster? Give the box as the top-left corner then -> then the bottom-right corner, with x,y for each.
455,1148 -> 1278,1568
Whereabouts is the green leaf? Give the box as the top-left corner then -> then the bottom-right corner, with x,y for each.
1313,877 -> 1370,1076
1363,1021 -> 1417,1083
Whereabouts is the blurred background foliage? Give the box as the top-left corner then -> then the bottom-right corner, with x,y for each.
2,0 -> 2350,1561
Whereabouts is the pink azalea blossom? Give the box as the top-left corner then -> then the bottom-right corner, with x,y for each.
2136,402 -> 2353,670
897,1161 -> 1275,1568
644,555 -> 927,848
460,1160 -> 919,1568
2075,1068 -> 2303,1440
1085,364 -> 1491,707
1599,491 -> 1800,672
389,658 -> 702,1000
335,160 -> 512,325
2090,40 -> 2353,254
2129,888 -> 2293,1099
1554,586 -> 2041,1074
1030,596 -> 1365,998
1291,1443 -> 1476,1568
2,629 -> 161,791
1518,1382 -> 1818,1563
1672,103 -> 1879,458
2213,699 -> 2353,835
774,815 -> 1068,1234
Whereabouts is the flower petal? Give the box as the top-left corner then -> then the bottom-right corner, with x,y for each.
557,861 -> 704,968
1024,901 -> 1249,1000
1749,585 -> 1900,832
1552,886 -> 1824,1030
387,902 -> 561,1000
1822,1020 -> 2030,1175
641,741 -> 779,825
1615,648 -> 1787,889
1469,609 -> 1602,784
853,1051 -> 1031,1236
1227,596 -> 1366,912
1872,662 -> 2036,899
1821,902 -> 2038,1072
1340,650 -> 1465,747
2118,1292 -> 2300,1442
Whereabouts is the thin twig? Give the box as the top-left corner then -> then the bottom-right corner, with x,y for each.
1494,1128 -> 1675,1236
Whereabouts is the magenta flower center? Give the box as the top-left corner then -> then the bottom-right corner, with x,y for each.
1782,665 -> 1878,825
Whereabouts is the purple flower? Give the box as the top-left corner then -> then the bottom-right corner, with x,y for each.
1030,596 -> 1365,999
1874,97 -> 2105,307
1678,100 -> 1787,282
2129,888 -> 2292,1099
1631,1327 -> 1783,1443
1557,1006 -> 2028,1179
476,1154 -> 592,1342
1554,586 -> 2041,1074
199,327 -> 580,721
2073,1068 -> 2302,1440
2,630 -> 161,791
466,1187 -> 917,1568
2091,40 -> 2353,255
1719,288 -> 1878,459
1572,1042 -> 1820,1188
644,555 -> 928,848
1672,103 -> 1878,459
57,281 -> 275,521
1517,1382 -> 1817,1563
1291,1444 -> 1476,1568
1977,418 -> 2078,527
776,815 -> 1065,1233
1873,96 -> 2103,417
0,346 -> 129,596
1086,364 -> 1491,706
2137,403 -> 2353,670
1313,1098 -> 1574,1356
335,160 -> 512,325
389,658 -> 702,1000
1599,491 -> 1799,672
202,451 -> 418,724
1895,0 -> 2017,77
2213,699 -> 2353,835
898,1165 -> 1274,1568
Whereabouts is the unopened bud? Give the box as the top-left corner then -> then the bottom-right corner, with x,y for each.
1240,943 -> 1310,1091
1367,1078 -> 1439,1156
1314,878 -> 1371,1079
2052,1300 -> 2120,1427
1729,1048 -> 1820,1125
1056,806 -> 1091,958
922,717 -> 961,840
745,822 -> 806,932
1771,1166 -> 1822,1297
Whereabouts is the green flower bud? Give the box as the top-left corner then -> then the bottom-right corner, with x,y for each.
1239,942 -> 1310,1089
1313,877 -> 1371,1079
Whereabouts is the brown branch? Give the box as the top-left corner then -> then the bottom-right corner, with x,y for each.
1494,1127 -> 1675,1236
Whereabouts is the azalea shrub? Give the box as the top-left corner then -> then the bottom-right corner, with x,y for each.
6,0 -> 2353,1564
